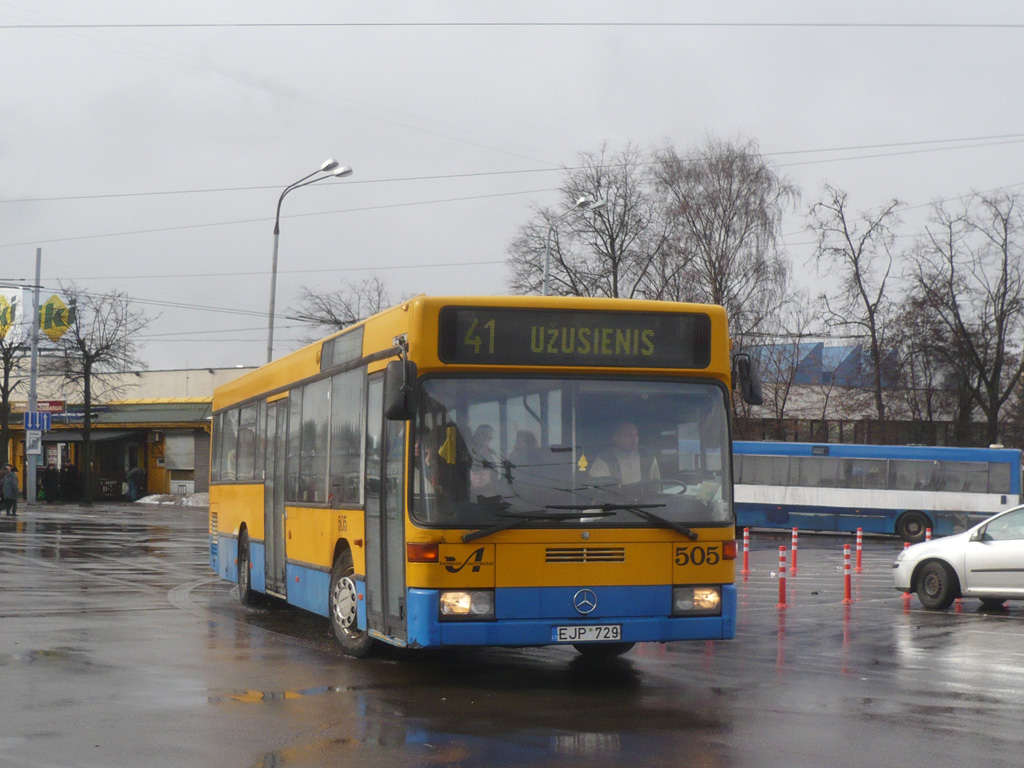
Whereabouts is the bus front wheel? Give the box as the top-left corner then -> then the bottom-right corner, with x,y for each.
897,511 -> 930,543
329,549 -> 374,658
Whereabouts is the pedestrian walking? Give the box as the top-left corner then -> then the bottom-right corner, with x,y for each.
3,465 -> 20,516
60,462 -> 77,502
43,463 -> 60,503
126,465 -> 146,502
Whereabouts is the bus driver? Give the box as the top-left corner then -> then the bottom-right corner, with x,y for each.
590,420 -> 660,485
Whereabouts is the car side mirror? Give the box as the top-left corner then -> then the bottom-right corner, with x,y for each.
970,528 -> 987,542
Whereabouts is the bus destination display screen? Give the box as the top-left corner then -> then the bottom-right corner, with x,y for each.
437,306 -> 712,368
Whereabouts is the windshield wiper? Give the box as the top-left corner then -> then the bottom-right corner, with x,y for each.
545,503 -> 699,541
462,510 -> 615,543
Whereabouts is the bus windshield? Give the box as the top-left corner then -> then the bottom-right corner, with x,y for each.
412,376 -> 732,529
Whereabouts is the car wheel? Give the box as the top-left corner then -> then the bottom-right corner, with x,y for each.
897,511 -> 930,543
573,642 -> 635,658
980,597 -> 1008,609
329,549 -> 375,658
916,561 -> 958,610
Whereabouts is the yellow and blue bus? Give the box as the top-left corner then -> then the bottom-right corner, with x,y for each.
210,296 -> 759,657
734,441 -> 1023,542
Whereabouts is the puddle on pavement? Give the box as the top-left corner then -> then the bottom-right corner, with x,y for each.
1,647 -> 95,673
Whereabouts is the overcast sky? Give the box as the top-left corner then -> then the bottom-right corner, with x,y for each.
3,2 -> 1024,370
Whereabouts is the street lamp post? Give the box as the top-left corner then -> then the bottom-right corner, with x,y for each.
266,159 -> 354,363
542,196 -> 608,296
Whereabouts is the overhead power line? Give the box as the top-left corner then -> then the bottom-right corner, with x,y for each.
0,188 -> 559,249
4,21 -> 1024,30
4,132 -> 1024,206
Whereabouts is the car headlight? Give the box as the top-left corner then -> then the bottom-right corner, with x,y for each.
439,590 -> 495,620
673,586 -> 721,615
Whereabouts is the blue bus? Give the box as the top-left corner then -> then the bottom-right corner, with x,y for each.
733,442 -> 1022,542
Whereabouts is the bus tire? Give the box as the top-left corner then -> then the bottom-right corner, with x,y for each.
237,529 -> 257,607
329,549 -> 374,658
916,560 -> 958,610
573,642 -> 635,658
897,511 -> 930,543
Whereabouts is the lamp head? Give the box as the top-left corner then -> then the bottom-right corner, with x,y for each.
331,165 -> 354,178
320,158 -> 341,172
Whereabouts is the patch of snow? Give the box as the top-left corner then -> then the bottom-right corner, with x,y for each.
136,492 -> 209,507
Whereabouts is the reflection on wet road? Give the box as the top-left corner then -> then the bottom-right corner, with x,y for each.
2,506 -> 1023,767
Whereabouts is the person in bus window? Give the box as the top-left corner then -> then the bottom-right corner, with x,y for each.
509,430 -> 541,471
469,424 -> 500,498
590,420 -> 660,486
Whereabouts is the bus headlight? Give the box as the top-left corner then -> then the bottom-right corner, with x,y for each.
672,586 -> 722,615
439,590 -> 495,620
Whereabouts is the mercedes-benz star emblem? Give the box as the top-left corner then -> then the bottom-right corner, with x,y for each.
573,588 -> 597,615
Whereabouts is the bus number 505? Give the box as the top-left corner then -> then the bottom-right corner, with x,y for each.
675,545 -> 720,566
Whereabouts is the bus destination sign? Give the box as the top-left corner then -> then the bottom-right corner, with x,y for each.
438,306 -> 711,368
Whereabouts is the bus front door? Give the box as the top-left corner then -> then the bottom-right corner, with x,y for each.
365,375 -> 407,643
264,400 -> 288,597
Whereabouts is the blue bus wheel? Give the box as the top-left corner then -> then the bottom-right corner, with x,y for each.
897,511 -> 929,543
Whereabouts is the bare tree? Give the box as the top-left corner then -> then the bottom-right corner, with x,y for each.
906,191 -> 1024,445
291,276 -> 393,339
891,295 -> 971,444
507,142 -> 669,298
0,303 -> 28,464
48,284 -> 151,503
651,136 -> 798,339
752,295 -> 819,440
809,185 -> 903,423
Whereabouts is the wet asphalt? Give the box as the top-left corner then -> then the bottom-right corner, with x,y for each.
1,502 -> 1022,768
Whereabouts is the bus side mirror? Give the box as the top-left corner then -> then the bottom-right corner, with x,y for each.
733,353 -> 764,406
384,359 -> 418,421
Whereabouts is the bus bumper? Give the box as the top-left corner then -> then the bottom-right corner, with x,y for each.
404,584 -> 736,648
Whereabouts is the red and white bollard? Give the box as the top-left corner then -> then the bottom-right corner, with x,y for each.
777,546 -> 788,609
855,527 -> 863,573
843,544 -> 853,605
790,528 -> 799,573
925,528 -> 932,541
741,528 -> 750,576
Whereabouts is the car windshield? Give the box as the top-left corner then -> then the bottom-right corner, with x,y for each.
411,376 -> 732,529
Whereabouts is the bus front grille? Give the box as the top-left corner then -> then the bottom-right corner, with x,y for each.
545,547 -> 625,563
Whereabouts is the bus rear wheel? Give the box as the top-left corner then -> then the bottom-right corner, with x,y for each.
897,511 -> 930,543
329,549 -> 374,658
237,529 -> 257,607
573,642 -> 635,658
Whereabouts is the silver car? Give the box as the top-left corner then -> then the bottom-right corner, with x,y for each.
894,504 -> 1024,610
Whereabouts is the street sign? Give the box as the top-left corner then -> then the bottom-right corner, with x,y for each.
24,412 -> 52,431
26,430 -> 42,455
